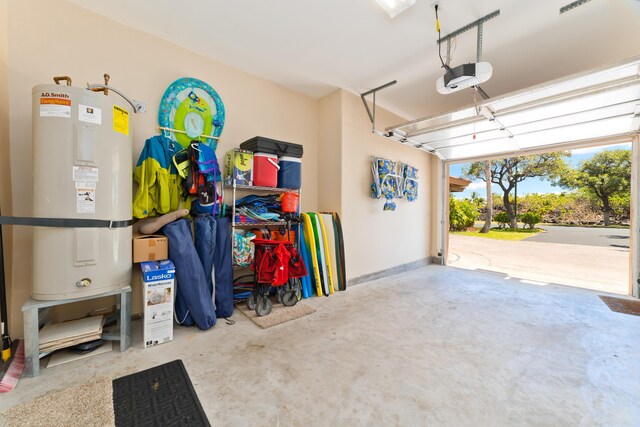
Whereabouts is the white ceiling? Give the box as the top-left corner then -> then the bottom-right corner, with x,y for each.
68,0 -> 640,120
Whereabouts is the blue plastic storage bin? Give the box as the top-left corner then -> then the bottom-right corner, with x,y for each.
277,156 -> 302,189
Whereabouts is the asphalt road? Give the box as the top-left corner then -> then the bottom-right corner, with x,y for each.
525,225 -> 629,248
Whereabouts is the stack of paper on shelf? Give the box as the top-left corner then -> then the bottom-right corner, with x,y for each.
39,316 -> 105,353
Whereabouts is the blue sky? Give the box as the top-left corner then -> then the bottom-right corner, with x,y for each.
449,142 -> 632,199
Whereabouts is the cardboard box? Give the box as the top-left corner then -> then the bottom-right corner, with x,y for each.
141,260 -> 175,348
224,148 -> 253,186
133,233 -> 168,263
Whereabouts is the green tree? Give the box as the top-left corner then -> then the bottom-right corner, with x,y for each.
491,192 -> 504,211
610,192 -> 631,221
556,149 -> 631,226
464,153 -> 570,228
469,191 -> 485,208
449,197 -> 478,231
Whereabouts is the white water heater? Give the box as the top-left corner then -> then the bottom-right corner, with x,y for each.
31,81 -> 134,300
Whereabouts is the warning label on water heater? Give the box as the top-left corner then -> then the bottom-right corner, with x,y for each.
77,188 -> 96,214
72,166 -> 99,183
113,105 -> 129,135
40,95 -> 71,118
73,166 -> 98,213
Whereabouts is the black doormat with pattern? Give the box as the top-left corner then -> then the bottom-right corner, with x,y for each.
112,359 -> 210,427
599,295 -> 640,316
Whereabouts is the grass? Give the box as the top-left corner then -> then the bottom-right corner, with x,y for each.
476,221 -> 629,230
451,227 -> 542,241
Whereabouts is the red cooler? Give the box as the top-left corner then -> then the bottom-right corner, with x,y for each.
253,152 -> 279,187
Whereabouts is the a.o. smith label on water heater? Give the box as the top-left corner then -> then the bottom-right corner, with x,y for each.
72,166 -> 99,182
40,92 -> 71,118
78,104 -> 102,125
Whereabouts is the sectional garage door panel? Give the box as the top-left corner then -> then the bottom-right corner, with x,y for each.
386,57 -> 640,161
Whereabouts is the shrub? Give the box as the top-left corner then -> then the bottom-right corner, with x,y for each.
482,191 -> 629,227
520,212 -> 542,229
610,192 -> 631,221
494,212 -> 510,228
450,197 -> 478,231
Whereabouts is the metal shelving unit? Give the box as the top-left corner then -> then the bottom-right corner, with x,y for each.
229,184 -> 299,193
226,183 -> 301,227
234,221 -> 287,227
226,182 -> 301,269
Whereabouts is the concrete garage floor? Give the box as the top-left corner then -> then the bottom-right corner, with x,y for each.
2,266 -> 639,425
449,234 -> 629,295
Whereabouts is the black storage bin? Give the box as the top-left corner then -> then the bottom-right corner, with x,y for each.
240,136 -> 303,158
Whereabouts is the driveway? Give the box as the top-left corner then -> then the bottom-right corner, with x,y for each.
448,234 -> 629,295
525,225 -> 629,248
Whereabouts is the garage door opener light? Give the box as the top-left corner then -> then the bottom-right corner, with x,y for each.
435,7 -> 499,96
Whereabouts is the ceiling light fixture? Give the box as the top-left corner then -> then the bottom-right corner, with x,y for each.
375,0 -> 416,18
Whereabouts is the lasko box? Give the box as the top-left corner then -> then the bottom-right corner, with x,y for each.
140,260 -> 175,348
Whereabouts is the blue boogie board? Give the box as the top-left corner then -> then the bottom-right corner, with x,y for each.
298,223 -> 313,298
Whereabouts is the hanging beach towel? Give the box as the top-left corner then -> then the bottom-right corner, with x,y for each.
402,163 -> 419,202
370,157 -> 400,211
158,77 -> 226,150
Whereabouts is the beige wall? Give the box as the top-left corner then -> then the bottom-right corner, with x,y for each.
0,1 -> 13,331
317,90 -> 342,212
339,90 -> 432,280
4,0 -> 320,336
430,157 -> 446,263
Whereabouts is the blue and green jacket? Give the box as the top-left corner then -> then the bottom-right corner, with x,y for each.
133,135 -> 189,218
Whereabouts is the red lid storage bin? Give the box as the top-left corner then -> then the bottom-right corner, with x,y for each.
253,152 -> 279,187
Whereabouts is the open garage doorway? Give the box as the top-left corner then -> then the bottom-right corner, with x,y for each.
447,142 -> 632,295
385,57 -> 640,298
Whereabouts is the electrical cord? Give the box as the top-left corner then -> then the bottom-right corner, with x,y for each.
446,37 -> 457,66
435,5 -> 450,71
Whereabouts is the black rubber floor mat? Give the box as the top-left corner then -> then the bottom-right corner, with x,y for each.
599,295 -> 640,316
112,359 -> 210,427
